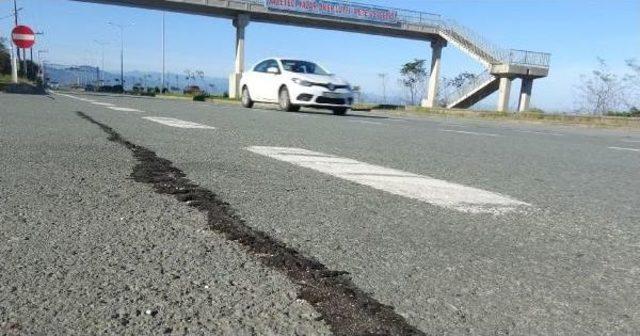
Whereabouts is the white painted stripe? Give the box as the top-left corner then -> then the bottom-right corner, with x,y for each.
622,140 -> 640,143
142,117 -> 215,129
440,129 -> 500,137
12,33 -> 35,41
91,102 -> 115,106
514,129 -> 564,137
609,146 -> 640,152
347,120 -> 383,125
247,146 -> 530,214
107,107 -> 142,112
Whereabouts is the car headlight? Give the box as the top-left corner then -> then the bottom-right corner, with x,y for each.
292,78 -> 312,87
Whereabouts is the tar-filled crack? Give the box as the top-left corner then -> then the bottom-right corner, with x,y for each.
77,111 -> 426,336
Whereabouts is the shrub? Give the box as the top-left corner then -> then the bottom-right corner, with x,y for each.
193,93 -> 208,102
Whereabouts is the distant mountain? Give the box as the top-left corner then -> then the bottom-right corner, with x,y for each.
44,64 -> 228,94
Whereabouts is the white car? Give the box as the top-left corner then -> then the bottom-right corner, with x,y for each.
240,58 -> 354,115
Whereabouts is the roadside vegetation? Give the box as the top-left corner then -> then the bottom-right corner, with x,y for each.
0,38 -> 41,88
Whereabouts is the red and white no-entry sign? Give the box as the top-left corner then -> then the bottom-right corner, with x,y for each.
12,25 -> 36,49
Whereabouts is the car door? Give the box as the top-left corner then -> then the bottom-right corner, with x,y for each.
260,59 -> 282,102
247,60 -> 270,101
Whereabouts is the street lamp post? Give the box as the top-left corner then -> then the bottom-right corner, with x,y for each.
161,12 -> 166,92
108,21 -> 133,92
93,40 -> 108,85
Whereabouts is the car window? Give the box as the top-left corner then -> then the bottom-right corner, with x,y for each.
253,60 -> 271,73
281,60 -> 330,75
266,60 -> 280,72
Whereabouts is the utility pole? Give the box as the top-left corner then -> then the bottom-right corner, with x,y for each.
378,73 -> 388,104
108,21 -> 133,92
161,12 -> 166,92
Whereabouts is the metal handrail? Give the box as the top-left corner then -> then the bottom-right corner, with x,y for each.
231,0 -> 550,67
447,70 -> 495,106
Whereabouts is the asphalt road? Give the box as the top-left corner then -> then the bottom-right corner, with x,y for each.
1,91 -> 639,335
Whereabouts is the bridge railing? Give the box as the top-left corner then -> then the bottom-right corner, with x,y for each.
507,49 -> 552,67
232,0 -> 550,67
447,70 -> 494,107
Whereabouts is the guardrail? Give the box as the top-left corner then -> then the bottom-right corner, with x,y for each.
507,49 -> 551,67
228,0 -> 550,68
447,70 -> 494,106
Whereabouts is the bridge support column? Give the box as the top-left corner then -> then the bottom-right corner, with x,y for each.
422,40 -> 446,108
229,14 -> 250,99
497,76 -> 512,112
517,77 -> 533,112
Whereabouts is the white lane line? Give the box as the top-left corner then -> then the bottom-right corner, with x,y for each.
247,146 -> 530,214
91,102 -> 115,107
609,146 -> 640,152
108,107 -> 143,112
440,129 -> 501,137
622,140 -> 640,143
54,93 -> 95,102
514,129 -> 564,137
142,117 -> 215,129
347,120 -> 383,125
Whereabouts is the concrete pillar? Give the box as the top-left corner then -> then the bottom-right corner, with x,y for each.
421,39 -> 446,108
517,77 -> 533,112
228,14 -> 250,99
497,76 -> 512,112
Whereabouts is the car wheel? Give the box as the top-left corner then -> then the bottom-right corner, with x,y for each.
241,87 -> 254,108
332,107 -> 348,116
278,87 -> 298,112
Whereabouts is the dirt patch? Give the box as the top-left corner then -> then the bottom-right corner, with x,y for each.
76,111 -> 425,336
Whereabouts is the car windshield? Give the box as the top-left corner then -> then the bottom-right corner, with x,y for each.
281,60 -> 330,75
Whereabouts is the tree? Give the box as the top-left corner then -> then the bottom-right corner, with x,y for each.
399,59 -> 427,106
624,59 -> 640,109
575,58 -> 627,115
0,38 -> 11,75
439,72 -> 477,107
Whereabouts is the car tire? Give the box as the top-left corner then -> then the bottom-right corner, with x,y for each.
241,87 -> 254,108
332,107 -> 348,116
278,87 -> 298,112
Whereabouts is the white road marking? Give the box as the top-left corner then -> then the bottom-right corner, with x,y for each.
142,117 -> 215,129
347,120 -> 383,125
514,129 -> 564,137
91,102 -> 115,107
622,140 -> 640,143
247,146 -> 530,214
440,129 -> 500,137
108,107 -> 143,112
609,146 -> 640,152
54,93 -> 94,102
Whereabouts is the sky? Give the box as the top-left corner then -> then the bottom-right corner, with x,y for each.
0,0 -> 638,111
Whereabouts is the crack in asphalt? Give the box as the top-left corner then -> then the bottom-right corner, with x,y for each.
76,111 -> 426,336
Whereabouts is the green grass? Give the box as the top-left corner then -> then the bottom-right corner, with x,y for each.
397,106 -> 640,128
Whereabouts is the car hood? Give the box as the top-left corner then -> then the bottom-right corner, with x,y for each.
292,73 -> 349,86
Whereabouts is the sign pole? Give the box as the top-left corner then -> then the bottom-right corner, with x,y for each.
10,42 -> 18,83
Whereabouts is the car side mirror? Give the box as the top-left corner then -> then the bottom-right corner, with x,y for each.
267,67 -> 280,75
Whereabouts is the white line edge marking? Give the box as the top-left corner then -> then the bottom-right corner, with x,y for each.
91,102 -> 115,106
142,116 -> 215,129
515,129 -> 564,136
609,146 -> 640,152
440,129 -> 501,137
247,146 -> 531,215
622,140 -> 640,143
107,107 -> 143,112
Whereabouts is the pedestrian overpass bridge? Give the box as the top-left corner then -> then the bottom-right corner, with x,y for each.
74,0 -> 550,112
